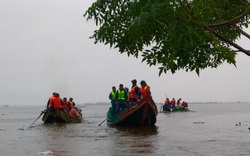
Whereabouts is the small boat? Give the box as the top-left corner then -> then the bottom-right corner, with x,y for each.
161,105 -> 189,112
42,108 -> 82,124
106,96 -> 158,127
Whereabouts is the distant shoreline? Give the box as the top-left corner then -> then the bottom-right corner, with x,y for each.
1,101 -> 249,107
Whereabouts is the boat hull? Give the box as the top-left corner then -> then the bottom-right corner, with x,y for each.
42,108 -> 82,124
107,96 -> 158,127
162,105 -> 189,112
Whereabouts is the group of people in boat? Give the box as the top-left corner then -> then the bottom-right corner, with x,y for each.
164,97 -> 189,111
109,79 -> 151,116
47,92 -> 82,119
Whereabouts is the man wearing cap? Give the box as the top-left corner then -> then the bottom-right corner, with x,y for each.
115,84 -> 128,113
128,79 -> 141,104
140,80 -> 151,99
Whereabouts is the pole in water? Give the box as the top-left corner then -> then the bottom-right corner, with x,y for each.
98,118 -> 108,126
28,109 -> 47,128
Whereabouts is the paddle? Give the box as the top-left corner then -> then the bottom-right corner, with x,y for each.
98,118 -> 108,126
28,109 -> 47,128
98,102 -> 133,126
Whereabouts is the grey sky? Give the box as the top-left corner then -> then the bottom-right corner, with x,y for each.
0,0 -> 249,106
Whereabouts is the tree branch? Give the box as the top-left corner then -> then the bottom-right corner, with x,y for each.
208,13 -> 247,28
235,26 -> 250,40
204,25 -> 250,56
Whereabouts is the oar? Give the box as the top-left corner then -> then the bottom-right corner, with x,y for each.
28,109 -> 47,128
98,118 -> 108,126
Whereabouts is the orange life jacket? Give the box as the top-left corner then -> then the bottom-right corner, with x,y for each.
171,99 -> 175,108
63,100 -> 70,112
140,85 -> 150,98
69,101 -> 74,108
164,100 -> 169,105
129,85 -> 139,100
51,97 -> 62,109
49,96 -> 55,108
69,107 -> 79,118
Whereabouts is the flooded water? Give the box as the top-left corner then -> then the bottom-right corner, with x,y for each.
0,103 -> 250,156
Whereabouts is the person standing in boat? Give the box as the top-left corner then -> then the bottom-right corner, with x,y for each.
140,80 -> 151,99
115,84 -> 128,112
47,92 -> 56,108
140,80 -> 158,114
109,86 -> 117,115
163,98 -> 171,111
177,98 -> 182,106
171,98 -> 176,108
128,79 -> 141,104
164,98 -> 171,107
49,93 -> 63,109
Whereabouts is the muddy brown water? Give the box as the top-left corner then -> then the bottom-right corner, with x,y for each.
0,103 -> 249,156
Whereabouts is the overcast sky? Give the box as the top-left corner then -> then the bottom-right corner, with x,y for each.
0,0 -> 250,106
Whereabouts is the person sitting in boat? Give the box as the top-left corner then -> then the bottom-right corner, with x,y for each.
128,79 -> 141,105
62,97 -> 70,113
69,98 -> 82,115
164,98 -> 170,105
49,93 -> 63,109
163,98 -> 171,111
140,80 -> 151,99
69,97 -> 75,108
69,107 -> 81,119
181,101 -> 189,110
109,86 -> 117,115
115,84 -> 128,113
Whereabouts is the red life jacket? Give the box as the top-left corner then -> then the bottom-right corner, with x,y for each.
182,102 -> 188,107
171,99 -> 175,108
129,85 -> 139,100
140,85 -> 150,98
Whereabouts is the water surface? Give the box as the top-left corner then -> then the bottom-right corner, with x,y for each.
0,103 -> 249,156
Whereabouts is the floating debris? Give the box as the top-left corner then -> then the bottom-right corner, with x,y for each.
193,122 -> 205,124
39,150 -> 53,155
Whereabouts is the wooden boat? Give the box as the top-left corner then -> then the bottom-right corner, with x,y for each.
106,96 -> 158,127
42,108 -> 82,124
161,105 -> 189,112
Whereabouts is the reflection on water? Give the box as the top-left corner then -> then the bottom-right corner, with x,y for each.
39,124 -> 70,156
108,126 -> 159,155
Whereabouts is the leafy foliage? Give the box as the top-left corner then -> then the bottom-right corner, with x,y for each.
84,0 -> 250,75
